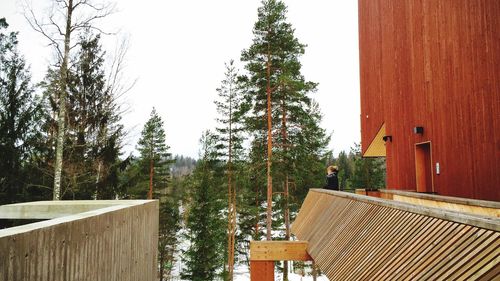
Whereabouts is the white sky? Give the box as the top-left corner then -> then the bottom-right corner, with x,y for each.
1,0 -> 360,159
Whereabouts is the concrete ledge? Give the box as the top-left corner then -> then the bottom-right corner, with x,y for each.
0,200 -> 148,219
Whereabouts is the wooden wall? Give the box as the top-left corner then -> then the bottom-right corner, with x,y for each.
0,201 -> 158,281
359,0 -> 500,200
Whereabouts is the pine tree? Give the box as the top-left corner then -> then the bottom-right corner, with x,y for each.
214,60 -> 245,280
241,1 -> 330,278
133,108 -> 172,199
182,131 -> 226,281
241,0 -> 291,240
0,18 -> 45,204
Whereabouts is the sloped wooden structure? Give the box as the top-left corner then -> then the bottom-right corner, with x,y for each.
292,189 -> 499,280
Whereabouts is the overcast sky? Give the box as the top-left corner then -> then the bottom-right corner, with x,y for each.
1,0 -> 360,159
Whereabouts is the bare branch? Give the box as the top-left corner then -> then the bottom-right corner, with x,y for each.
86,25 -> 116,36
107,35 -> 137,100
22,3 -> 64,60
48,15 -> 64,36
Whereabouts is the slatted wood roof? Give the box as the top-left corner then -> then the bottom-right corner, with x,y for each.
291,189 -> 500,280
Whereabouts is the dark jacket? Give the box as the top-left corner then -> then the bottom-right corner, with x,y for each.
324,172 -> 339,190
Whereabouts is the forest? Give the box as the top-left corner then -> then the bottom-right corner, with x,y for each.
0,0 -> 385,280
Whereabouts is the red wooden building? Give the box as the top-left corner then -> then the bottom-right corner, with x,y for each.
358,0 -> 500,201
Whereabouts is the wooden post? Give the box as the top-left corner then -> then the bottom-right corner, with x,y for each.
249,241 -> 312,281
250,261 -> 274,281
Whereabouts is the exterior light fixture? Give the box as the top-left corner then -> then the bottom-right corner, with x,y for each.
413,126 -> 424,134
382,135 -> 392,142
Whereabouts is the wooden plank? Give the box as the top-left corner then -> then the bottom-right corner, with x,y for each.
382,189 -> 500,209
420,230 -> 496,279
356,211 -> 423,280
403,225 -> 475,280
250,241 -> 311,261
393,195 -> 500,218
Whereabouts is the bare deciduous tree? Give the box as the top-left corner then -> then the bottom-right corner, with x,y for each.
22,0 -> 115,199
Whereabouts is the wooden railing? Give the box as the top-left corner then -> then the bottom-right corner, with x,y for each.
0,200 -> 158,281
379,189 -> 500,218
292,189 -> 499,280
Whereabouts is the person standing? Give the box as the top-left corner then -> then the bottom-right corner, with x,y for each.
324,165 -> 339,190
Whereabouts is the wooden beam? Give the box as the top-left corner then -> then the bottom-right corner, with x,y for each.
250,241 -> 312,261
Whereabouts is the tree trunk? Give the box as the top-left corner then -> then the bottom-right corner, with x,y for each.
227,107 -> 236,281
149,158 -> 154,199
226,161 -> 234,280
254,181 -> 260,239
159,250 -> 165,281
266,43 -> 273,241
282,99 -> 290,281
53,0 -> 74,200
95,160 -> 102,199
283,175 -> 290,281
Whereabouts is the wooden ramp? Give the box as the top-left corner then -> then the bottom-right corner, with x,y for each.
292,189 -> 500,280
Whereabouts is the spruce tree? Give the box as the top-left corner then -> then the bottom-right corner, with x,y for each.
40,31 -> 123,199
158,186 -> 181,281
182,131 -> 226,281
0,18 -> 45,204
23,0 -> 115,200
349,143 -> 386,190
291,101 -> 330,202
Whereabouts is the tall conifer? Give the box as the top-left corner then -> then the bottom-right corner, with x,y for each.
134,108 -> 172,199
241,2 -> 330,278
182,131 -> 226,281
0,18 -> 44,204
40,31 -> 123,199
214,60 -> 244,281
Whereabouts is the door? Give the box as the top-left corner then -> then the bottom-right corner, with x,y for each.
415,142 -> 433,193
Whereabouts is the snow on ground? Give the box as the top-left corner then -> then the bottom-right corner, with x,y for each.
233,263 -> 330,281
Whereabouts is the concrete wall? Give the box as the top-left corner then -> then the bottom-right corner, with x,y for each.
0,200 -> 158,281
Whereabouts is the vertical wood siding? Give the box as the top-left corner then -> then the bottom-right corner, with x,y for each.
0,201 -> 158,281
292,190 -> 500,280
359,0 -> 500,200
